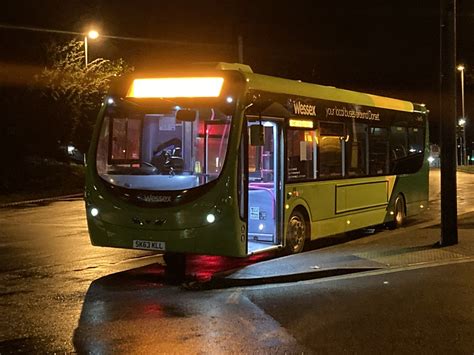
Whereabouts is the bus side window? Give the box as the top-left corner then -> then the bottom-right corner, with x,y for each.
408,127 -> 424,154
345,121 -> 368,177
390,126 -> 408,161
368,127 -> 389,175
318,122 -> 344,179
286,129 -> 315,180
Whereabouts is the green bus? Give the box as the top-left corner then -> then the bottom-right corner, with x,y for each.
85,62 -> 429,265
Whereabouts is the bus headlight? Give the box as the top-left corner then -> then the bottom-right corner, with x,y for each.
90,207 -> 99,217
206,213 -> 216,224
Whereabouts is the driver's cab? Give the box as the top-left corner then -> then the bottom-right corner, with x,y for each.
150,139 -> 184,175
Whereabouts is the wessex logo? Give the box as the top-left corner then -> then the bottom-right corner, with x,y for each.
293,101 -> 316,116
137,195 -> 172,203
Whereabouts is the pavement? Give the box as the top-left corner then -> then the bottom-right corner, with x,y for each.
210,211 -> 474,288
0,193 -> 83,208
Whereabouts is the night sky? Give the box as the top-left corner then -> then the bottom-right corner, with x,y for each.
1,0 -> 474,146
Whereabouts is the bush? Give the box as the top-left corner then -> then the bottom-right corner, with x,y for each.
0,157 -> 85,203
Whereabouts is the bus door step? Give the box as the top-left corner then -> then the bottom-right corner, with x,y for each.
249,233 -> 274,242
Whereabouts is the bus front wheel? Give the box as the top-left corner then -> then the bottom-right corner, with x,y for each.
285,210 -> 307,254
388,195 -> 406,229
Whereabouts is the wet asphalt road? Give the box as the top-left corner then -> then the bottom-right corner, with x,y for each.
245,260 -> 474,354
0,201 -> 158,353
0,201 -> 298,353
0,170 -> 473,353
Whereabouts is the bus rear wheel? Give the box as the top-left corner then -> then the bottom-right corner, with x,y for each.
285,210 -> 307,254
388,195 -> 406,229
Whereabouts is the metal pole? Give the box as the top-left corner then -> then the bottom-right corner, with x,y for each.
440,0 -> 458,246
460,68 -> 466,165
84,35 -> 88,67
460,68 -> 465,117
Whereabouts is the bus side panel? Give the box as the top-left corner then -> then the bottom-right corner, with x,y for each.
386,162 -> 429,220
286,176 -> 394,239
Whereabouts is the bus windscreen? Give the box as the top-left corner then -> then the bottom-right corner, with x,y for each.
96,102 -> 232,191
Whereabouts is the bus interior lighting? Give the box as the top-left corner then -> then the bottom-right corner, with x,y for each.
127,77 -> 225,98
226,96 -> 234,103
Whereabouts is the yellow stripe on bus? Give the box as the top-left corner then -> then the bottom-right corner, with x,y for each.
367,94 -> 414,112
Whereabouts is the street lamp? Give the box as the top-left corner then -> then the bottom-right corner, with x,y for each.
457,64 -> 466,165
84,30 -> 99,67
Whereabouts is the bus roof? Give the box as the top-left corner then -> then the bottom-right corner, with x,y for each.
203,62 -> 424,114
244,72 -> 416,113
121,62 -> 427,114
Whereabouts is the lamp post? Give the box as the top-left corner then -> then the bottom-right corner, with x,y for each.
84,30 -> 99,67
457,64 -> 466,165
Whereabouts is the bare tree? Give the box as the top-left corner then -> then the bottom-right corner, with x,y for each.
34,39 -> 132,153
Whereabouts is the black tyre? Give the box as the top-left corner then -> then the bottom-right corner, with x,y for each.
388,195 -> 406,229
285,210 -> 308,254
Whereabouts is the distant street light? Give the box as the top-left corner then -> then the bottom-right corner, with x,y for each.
84,30 -> 100,67
457,64 -> 466,165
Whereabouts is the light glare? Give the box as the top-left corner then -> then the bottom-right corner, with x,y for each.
88,30 -> 99,39
90,208 -> 99,217
206,214 -> 216,223
128,77 -> 224,98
